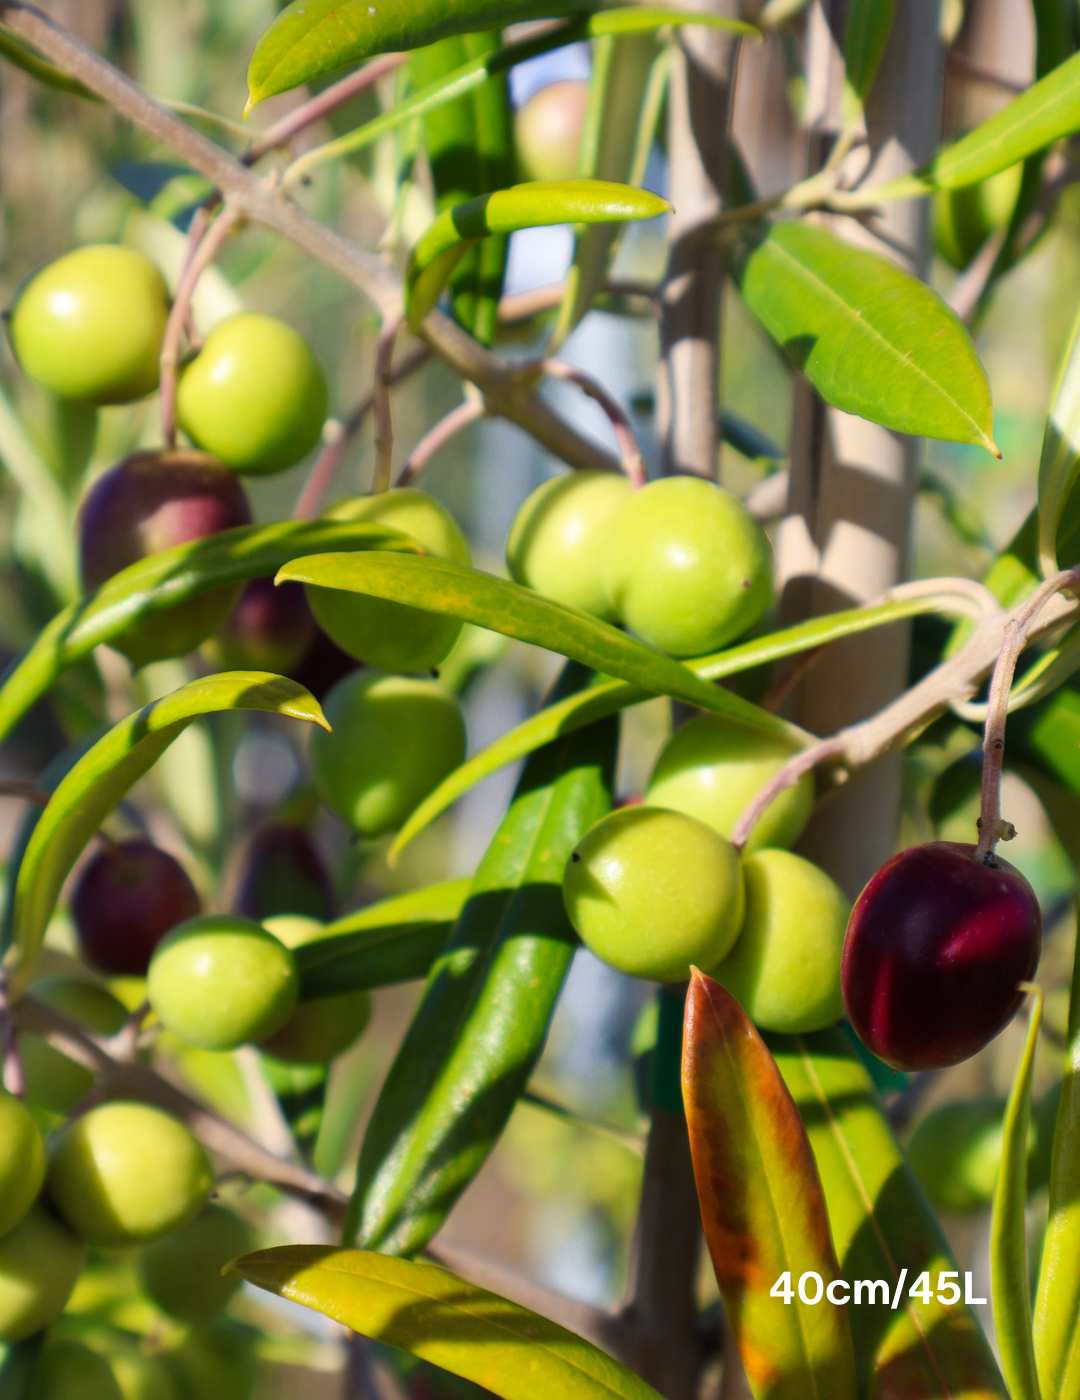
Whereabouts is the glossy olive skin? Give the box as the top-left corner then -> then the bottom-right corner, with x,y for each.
306,490 -> 471,673
506,469 -> 632,620
21,977 -> 128,1113
514,79 -> 589,183
204,578 -> 316,675
72,839 -> 201,975
710,849 -> 848,1033
176,312 -> 328,475
27,1340 -> 122,1400
603,476 -> 773,657
842,841 -> 1042,1071
9,245 -> 170,405
0,1204 -> 87,1342
148,914 -> 299,1050
78,450 -> 252,666
646,715 -> 814,853
233,825 -> 335,922
906,1099 -> 1005,1213
47,1101 -> 213,1246
562,806 -> 745,983
312,671 -> 467,838
260,915 -> 372,1063
138,1204 -> 252,1324
0,1089 -> 45,1237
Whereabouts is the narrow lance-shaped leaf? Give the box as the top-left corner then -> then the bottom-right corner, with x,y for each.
683,971 -> 859,1400
389,586 -> 993,860
0,519 -> 412,751
769,1028 -> 1008,1398
347,662 -> 618,1256
233,1248 -> 663,1400
277,551 -> 791,734
1034,926 -> 1080,1398
991,986 -> 1043,1400
735,221 -> 998,451
1037,298 -> 1080,576
405,180 -> 670,327
841,0 -> 897,123
0,26 -> 98,98
5,673 -> 327,989
295,879 -> 472,1000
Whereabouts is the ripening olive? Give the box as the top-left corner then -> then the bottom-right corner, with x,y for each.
710,849 -> 848,1033
562,806 -> 745,983
506,470 -> 632,619
0,1203 -> 88,1342
176,312 -> 328,475
9,245 -> 169,405
305,490 -> 471,673
148,915 -> 299,1051
47,1101 -> 213,1247
603,476 -> 772,656
71,839 -> 201,976
311,671 -> 467,838
514,79 -> 589,183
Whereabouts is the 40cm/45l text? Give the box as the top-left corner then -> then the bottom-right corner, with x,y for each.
771,1270 -> 987,1307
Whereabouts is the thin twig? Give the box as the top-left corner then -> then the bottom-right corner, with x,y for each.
0,978 -> 24,1097
731,736 -> 848,851
395,398 -> 484,488
0,780 -> 50,807
372,313 -> 404,494
538,359 -> 647,487
159,204 -> 242,446
946,227 -> 1008,324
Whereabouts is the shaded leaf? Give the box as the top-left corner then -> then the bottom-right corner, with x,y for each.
0,519 -> 411,751
842,0 -> 897,121
769,1028 -> 1008,1398
735,222 -> 997,451
389,587 -> 987,860
278,552 -> 788,732
234,1247 -> 662,1400
296,879 -> 472,999
683,971 -> 858,1400
991,987 -> 1042,1400
405,180 -> 670,327
6,674 -> 327,988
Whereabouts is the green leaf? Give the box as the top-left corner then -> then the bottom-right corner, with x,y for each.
234,1247 -> 663,1400
347,662 -> 617,1256
1037,298 -> 1080,575
405,180 -> 670,327
1034,931 -> 1080,1397
871,48 -> 1080,200
1013,687 -> 1080,794
296,879 -> 472,999
389,586 -> 989,860
0,519 -> 411,751
683,971 -> 859,1400
841,0 -> 897,122
5,674 -> 327,989
991,987 -> 1042,1400
735,221 -> 997,451
278,552 -> 788,733
769,1029 -> 1008,1397
0,26 -> 98,99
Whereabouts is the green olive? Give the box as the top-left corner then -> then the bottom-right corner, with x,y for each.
138,1204 -> 253,1324
562,806 -> 745,983
9,245 -> 169,405
506,470 -> 633,619
28,1340 -> 122,1400
176,312 -> 328,475
0,1088 -> 45,1237
932,161 -> 1024,269
602,476 -> 772,656
148,915 -> 299,1051
306,489 -> 471,673
20,977 -> 128,1115
259,916 -> 372,1063
0,1203 -> 87,1342
47,1101 -> 213,1247
161,1324 -> 255,1400
311,671 -> 467,838
646,714 -> 814,852
906,1100 -> 1005,1213
710,849 -> 847,1033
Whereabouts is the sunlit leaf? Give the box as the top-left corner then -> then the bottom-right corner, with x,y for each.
683,972 -> 858,1400
991,987 -> 1042,1400
6,674 -> 327,989
278,551 -> 787,731
736,222 -> 997,451
405,181 -> 670,327
234,1247 -> 662,1400
1037,299 -> 1080,576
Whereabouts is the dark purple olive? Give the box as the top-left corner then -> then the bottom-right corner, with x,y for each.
72,839 -> 201,975
78,449 -> 252,666
205,578 -> 316,675
234,825 -> 335,922
842,841 -> 1041,1071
